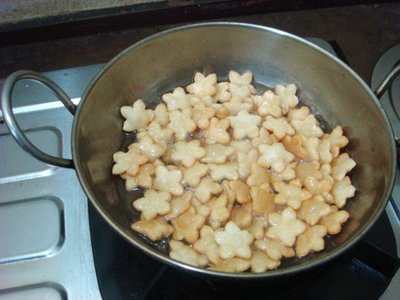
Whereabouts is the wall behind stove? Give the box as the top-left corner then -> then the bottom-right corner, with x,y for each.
0,0 -> 163,24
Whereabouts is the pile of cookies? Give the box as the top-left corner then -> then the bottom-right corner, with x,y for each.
112,71 -> 356,273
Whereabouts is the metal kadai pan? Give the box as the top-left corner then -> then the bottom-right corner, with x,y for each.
2,23 -> 400,278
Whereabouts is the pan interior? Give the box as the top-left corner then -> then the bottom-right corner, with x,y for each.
73,23 -> 395,276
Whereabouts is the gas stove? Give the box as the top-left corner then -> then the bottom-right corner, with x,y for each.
0,38 -> 399,299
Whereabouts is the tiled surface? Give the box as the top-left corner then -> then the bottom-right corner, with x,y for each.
0,3 -> 399,82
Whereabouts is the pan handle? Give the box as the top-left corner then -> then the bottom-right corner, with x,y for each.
1,70 -> 76,168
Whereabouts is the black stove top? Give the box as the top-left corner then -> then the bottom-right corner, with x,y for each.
88,202 -> 398,300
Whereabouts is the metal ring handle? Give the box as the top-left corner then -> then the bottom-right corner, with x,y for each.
373,63 -> 400,148
375,63 -> 400,99
1,70 -> 76,168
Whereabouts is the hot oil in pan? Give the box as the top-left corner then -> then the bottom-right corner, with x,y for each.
115,81 -> 340,266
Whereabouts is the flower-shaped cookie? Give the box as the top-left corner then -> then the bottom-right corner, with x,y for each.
275,84 -> 299,115
228,71 -> 254,99
154,103 -> 169,127
214,82 -> 231,102
201,144 -> 235,164
172,207 -> 206,243
291,115 -> 324,138
205,117 -> 231,144
169,240 -> 208,267
237,150 -> 259,180
192,197 -> 211,218
209,163 -> 239,181
147,121 -> 173,145
194,177 -> 223,203
273,181 -> 312,210
190,95 -> 213,107
270,162 -> 297,182
223,96 -> 253,115
331,153 -> 356,181
215,221 -> 254,259
255,238 -> 295,261
229,110 -> 261,139
287,106 -> 309,122
295,225 -> 327,257
171,140 -> 206,167
258,142 -> 295,173
319,139 -> 333,164
229,70 -> 253,86
133,190 -> 171,220
182,163 -> 209,187
162,87 -> 191,111
252,127 -> 276,148
194,225 -> 221,264
154,165 -> 183,195
302,136 -> 320,161
221,180 -> 236,207
253,90 -> 282,118
131,218 -> 174,241
231,139 -> 254,153
320,209 -> 350,234
186,73 -> 217,97
120,99 -> 154,132
332,176 -> 356,208
304,176 -> 333,195
208,194 -> 230,229
298,198 -> 332,226
122,163 -> 155,190
295,161 -> 322,184
246,162 -> 271,187
112,148 -> 148,176
250,185 -> 275,214
247,214 -> 269,240
165,191 -> 193,220
263,115 -> 295,140
281,134 -> 309,159
230,203 -> 252,229
228,180 -> 250,204
136,134 -> 166,161
213,103 -> 230,119
266,207 -> 307,247
250,250 -> 280,273
211,258 -> 250,273
325,125 -> 349,158
229,82 -> 254,99
167,108 -> 196,140
192,102 -> 216,129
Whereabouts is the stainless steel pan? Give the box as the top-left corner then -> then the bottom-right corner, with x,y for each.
2,23 -> 399,278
